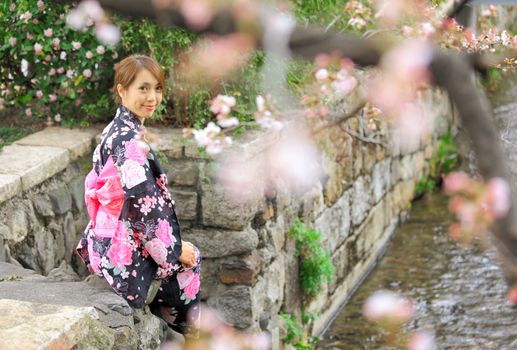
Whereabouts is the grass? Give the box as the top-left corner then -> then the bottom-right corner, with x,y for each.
0,127 -> 32,151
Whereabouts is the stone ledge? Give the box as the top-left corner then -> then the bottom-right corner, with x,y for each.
0,299 -> 114,350
0,174 -> 22,203
0,144 -> 69,192
0,262 -> 168,349
14,126 -> 98,161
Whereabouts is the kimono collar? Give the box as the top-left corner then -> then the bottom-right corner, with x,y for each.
116,105 -> 143,131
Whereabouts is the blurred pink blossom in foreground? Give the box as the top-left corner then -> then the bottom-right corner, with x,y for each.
443,172 -> 511,241
407,330 -> 437,350
215,128 -> 322,204
160,305 -> 270,350
179,0 -> 213,30
363,290 -> 414,323
485,177 -> 511,218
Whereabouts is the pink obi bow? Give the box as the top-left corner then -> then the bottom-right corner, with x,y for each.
85,155 -> 124,238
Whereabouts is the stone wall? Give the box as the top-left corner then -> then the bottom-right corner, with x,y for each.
0,87 -> 452,347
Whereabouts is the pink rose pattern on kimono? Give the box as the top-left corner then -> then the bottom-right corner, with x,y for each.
124,138 -> 148,165
156,218 -> 175,247
108,222 -> 135,269
121,159 -> 147,189
184,273 -> 201,300
145,238 -> 168,265
76,105 -> 201,335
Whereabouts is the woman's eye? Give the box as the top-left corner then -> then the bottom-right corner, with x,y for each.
139,86 -> 148,91
156,87 -> 162,92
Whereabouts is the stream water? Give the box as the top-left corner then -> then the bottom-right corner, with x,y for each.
318,193 -> 517,349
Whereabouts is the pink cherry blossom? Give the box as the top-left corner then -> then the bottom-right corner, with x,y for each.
36,90 -> 43,99
407,330 -> 437,350
216,156 -> 265,203
96,45 -> 105,54
363,290 -> 414,323
26,33 -> 33,40
315,68 -> 329,81
83,69 -> 92,78
44,28 -> 53,37
210,94 -> 236,115
37,0 -> 45,11
54,114 -> 62,122
217,115 -> 240,128
34,43 -> 42,55
49,94 -> 57,102
267,130 -> 322,192
79,0 -> 104,21
72,41 -> 82,50
94,23 -> 121,45
66,9 -> 87,30
66,69 -> 74,78
443,172 -> 470,194
52,38 -> 60,49
8,37 -> 16,47
25,108 -> 32,117
256,95 -> 265,111
85,50 -> 93,59
486,177 -> 511,218
180,0 -> 213,30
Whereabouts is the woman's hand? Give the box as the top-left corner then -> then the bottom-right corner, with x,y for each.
179,240 -> 196,268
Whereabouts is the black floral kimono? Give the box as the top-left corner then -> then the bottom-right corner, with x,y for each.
77,105 -> 200,334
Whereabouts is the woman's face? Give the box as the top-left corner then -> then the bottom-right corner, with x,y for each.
117,68 -> 163,122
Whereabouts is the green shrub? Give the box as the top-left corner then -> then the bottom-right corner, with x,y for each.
290,218 -> 334,300
0,0 -> 121,124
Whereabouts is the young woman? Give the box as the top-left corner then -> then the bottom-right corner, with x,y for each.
76,55 -> 201,336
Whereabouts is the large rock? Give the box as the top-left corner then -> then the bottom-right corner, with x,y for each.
372,158 -> 392,204
168,160 -> 199,186
48,184 -> 72,215
0,299 -> 115,350
170,189 -> 197,221
314,189 -> 351,252
182,228 -> 259,258
201,182 -> 261,231
350,176 -> 372,227
208,285 -> 253,328
0,262 -> 167,349
69,176 -> 86,211
0,144 -> 69,191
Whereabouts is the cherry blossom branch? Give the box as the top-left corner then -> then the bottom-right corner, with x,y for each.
339,125 -> 388,147
311,100 -> 367,134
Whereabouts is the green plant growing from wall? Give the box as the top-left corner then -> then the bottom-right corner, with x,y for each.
416,131 -> 460,197
280,311 -> 319,350
290,218 -> 334,300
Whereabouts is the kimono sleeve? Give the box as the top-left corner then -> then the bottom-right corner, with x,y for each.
111,132 -> 183,278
